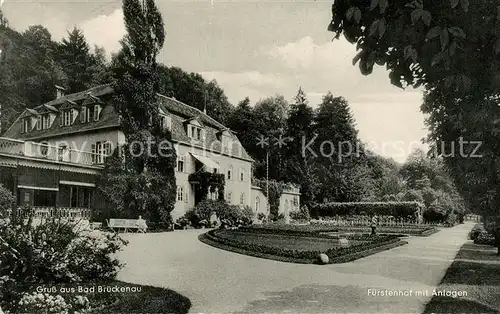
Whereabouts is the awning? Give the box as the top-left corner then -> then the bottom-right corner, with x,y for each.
190,153 -> 219,170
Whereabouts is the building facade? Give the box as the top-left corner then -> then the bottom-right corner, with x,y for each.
0,84 -> 300,221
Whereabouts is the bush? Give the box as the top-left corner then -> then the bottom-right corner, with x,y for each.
474,231 -> 495,245
469,224 -> 484,240
0,217 -> 127,313
423,209 -> 445,223
290,205 -> 310,222
218,204 -> 255,227
312,202 -> 423,218
0,184 -> 14,219
257,213 -> 267,222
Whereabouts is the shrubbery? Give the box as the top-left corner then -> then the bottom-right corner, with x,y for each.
0,217 -> 127,313
312,202 -> 423,218
474,231 -> 495,246
469,224 -> 484,240
179,200 -> 255,229
0,184 -> 14,219
290,205 -> 310,222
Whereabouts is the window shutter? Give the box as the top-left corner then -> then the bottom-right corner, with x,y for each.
59,113 -> 64,126
80,107 -> 86,123
94,105 -> 101,121
202,129 -> 207,141
166,116 -> 172,130
187,125 -> 192,138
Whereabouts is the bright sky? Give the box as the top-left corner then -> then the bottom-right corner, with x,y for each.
3,0 -> 428,163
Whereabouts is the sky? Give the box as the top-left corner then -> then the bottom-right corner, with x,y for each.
2,0 -> 428,163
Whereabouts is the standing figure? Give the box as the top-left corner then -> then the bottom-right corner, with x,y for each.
371,215 -> 378,236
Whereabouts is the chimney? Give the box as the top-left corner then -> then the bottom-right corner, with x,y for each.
55,85 -> 65,99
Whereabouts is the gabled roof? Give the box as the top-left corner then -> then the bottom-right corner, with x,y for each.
4,83 -> 253,161
59,100 -> 78,110
34,104 -> 58,114
82,94 -> 102,106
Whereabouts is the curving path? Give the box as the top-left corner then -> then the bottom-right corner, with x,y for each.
116,222 -> 474,313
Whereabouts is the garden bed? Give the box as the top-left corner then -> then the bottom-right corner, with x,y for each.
200,229 -> 406,264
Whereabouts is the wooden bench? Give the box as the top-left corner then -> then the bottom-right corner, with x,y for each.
91,222 -> 102,230
107,218 -> 147,233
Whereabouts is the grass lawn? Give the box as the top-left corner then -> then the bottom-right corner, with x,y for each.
423,242 -> 500,314
214,229 -> 363,251
74,280 -> 191,313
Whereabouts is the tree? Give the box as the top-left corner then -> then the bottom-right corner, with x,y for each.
252,95 -> 289,180
157,66 -> 234,124
57,28 -> 101,93
311,92 -> 364,202
99,0 -> 176,226
0,9 -> 8,28
327,0 -> 500,251
284,87 -> 316,206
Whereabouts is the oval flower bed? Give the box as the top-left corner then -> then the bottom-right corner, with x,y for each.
199,229 -> 407,264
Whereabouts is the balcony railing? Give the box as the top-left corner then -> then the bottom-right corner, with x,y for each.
0,137 -> 106,166
9,206 -> 91,219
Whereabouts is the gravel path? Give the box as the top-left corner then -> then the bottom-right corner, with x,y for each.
116,222 -> 474,313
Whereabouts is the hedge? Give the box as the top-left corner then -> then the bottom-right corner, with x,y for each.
311,201 -> 424,218
473,231 -> 496,246
242,223 -> 436,237
201,229 -> 403,264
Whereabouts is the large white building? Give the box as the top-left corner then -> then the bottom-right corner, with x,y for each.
0,84 -> 300,221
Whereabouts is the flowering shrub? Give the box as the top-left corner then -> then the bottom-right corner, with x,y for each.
290,206 -> 310,222
17,292 -> 91,314
0,217 -> 127,313
474,231 -> 495,246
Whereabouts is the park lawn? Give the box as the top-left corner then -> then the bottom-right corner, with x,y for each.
214,229 -> 360,251
423,242 -> 500,314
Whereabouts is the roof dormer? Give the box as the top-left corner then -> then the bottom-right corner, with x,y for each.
184,117 -> 206,142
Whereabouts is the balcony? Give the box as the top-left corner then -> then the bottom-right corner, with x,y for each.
0,137 -> 106,167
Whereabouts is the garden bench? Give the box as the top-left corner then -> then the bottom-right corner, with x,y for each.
107,218 -> 147,233
91,222 -> 102,230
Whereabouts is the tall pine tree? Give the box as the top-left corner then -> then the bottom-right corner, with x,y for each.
285,87 -> 315,206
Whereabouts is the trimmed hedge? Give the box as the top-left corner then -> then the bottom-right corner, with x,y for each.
201,229 -> 403,264
312,201 -> 424,218
242,223 -> 437,237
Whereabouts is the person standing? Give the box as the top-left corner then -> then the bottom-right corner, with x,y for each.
371,215 -> 378,236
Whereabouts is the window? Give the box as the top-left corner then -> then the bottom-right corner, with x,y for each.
227,165 -> 232,180
255,197 -> 260,212
40,141 -> 48,157
92,141 -> 111,164
36,116 -> 42,130
177,156 -> 185,172
160,115 -> 172,130
177,186 -> 184,201
188,125 -> 204,141
22,119 -> 30,133
226,191 -> 232,203
285,199 -> 289,211
42,114 -> 50,129
63,110 -> 73,126
58,144 -> 67,161
240,168 -> 245,181
240,192 -> 245,205
93,105 -> 101,121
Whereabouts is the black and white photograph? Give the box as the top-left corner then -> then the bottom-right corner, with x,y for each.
0,0 -> 499,313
